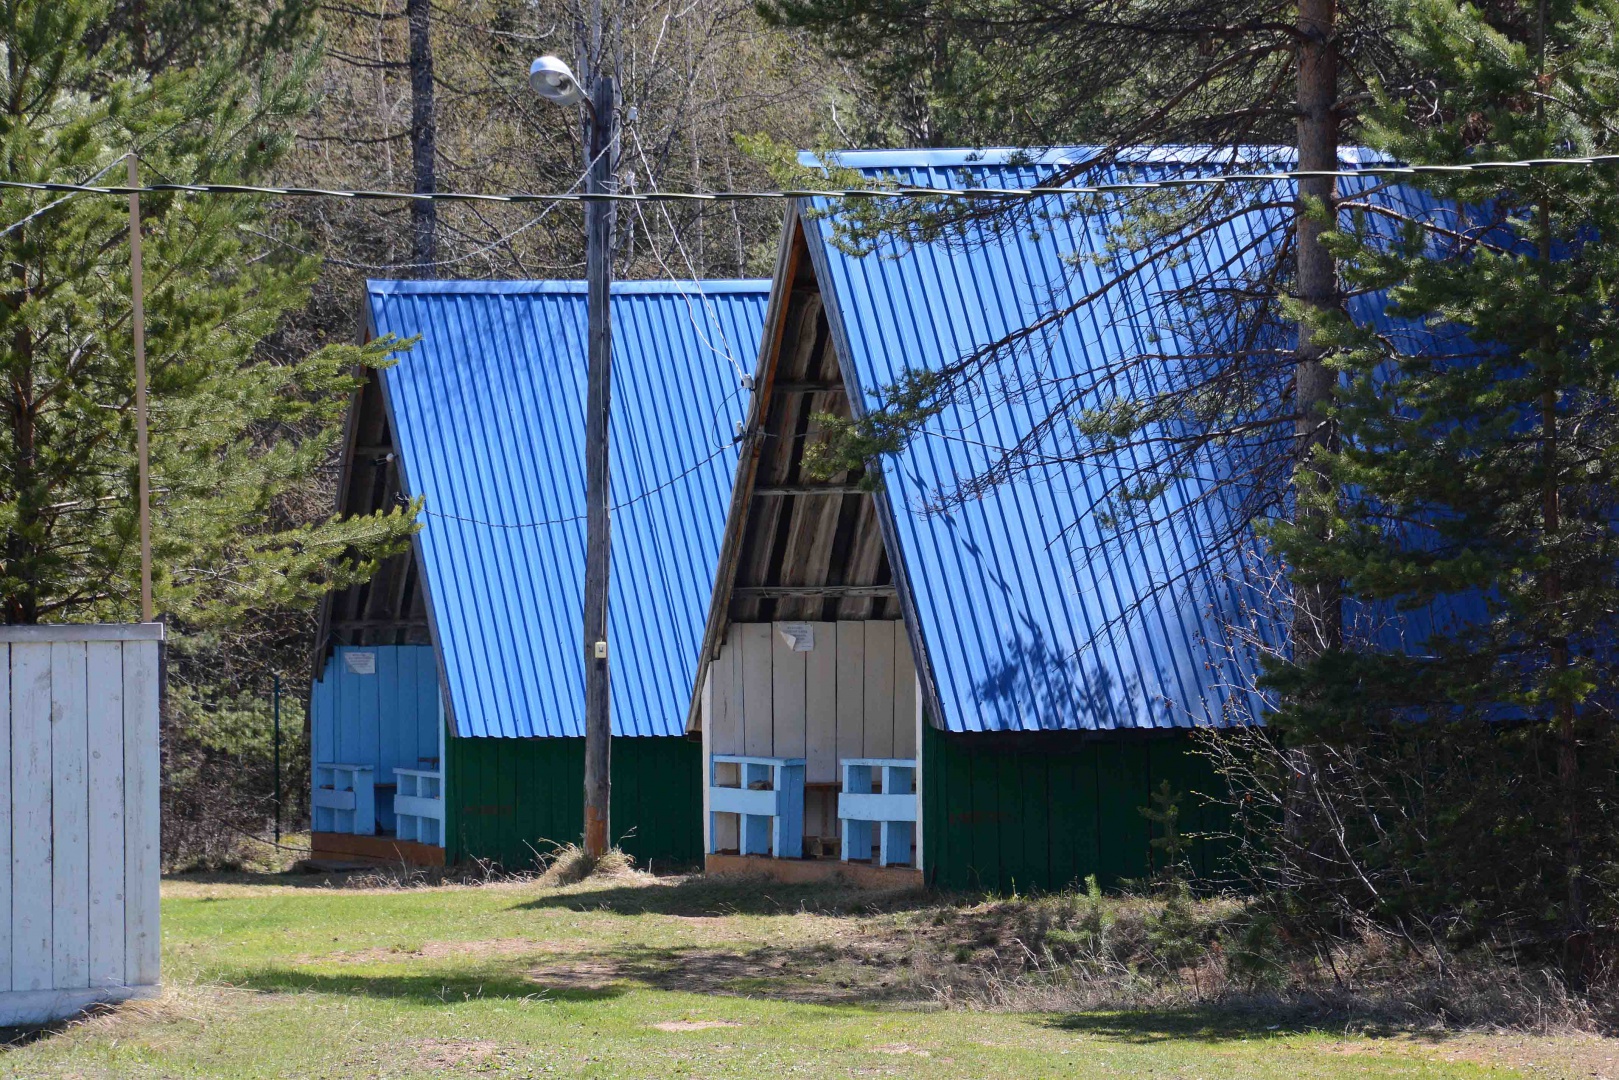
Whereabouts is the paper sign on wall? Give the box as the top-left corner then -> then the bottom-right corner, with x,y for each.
344,651 -> 377,675
778,622 -> 814,652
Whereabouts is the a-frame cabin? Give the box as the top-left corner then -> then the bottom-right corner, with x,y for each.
691,150 -> 1259,892
310,278 -> 770,869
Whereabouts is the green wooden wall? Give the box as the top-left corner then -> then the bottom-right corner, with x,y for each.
444,735 -> 702,871
922,725 -> 1233,893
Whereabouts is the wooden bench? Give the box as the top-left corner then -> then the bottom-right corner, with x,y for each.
393,768 -> 443,846
708,755 -> 806,859
838,758 -> 917,867
313,763 -> 376,836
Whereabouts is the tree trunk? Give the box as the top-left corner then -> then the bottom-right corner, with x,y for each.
1282,0 -> 1341,854
407,0 -> 436,272
1292,0 -> 1341,661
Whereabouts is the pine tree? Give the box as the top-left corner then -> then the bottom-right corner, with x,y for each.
1262,0 -> 1619,951
0,0 -> 417,624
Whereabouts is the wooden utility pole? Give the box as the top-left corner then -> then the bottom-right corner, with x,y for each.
581,70 -> 618,860
127,152 -> 153,624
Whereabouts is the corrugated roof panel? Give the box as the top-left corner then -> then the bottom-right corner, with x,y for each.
802,149 -> 1446,732
367,279 -> 769,738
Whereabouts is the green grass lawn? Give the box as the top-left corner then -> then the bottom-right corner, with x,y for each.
0,872 -> 1600,1078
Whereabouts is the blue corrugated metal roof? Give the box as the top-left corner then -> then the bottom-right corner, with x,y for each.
799,148 -> 1443,733
367,278 -> 769,738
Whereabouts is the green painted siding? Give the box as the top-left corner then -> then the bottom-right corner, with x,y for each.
922,725 -> 1234,893
444,735 -> 702,870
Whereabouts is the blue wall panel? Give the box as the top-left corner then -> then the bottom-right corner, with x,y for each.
311,646 -> 443,819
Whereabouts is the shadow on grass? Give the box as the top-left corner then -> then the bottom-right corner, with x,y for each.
1043,1008 -> 1410,1043
511,874 -> 934,918
219,966 -> 625,1005
164,868 -> 497,890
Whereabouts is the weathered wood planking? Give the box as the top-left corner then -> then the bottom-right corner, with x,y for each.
834,623 -> 866,769
862,622 -> 896,759
725,625 -> 741,761
86,643 -> 125,988
709,620 -> 916,782
11,643 -> 52,992
894,637 -> 918,759
122,637 -> 162,988
803,628 -> 837,783
705,636 -> 732,759
770,629 -> 807,760
51,641 -> 90,989
740,623 -> 774,756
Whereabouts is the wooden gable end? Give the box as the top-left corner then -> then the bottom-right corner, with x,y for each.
317,366 -> 430,657
726,221 -> 898,626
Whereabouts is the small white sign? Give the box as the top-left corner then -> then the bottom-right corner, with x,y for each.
778,622 -> 814,652
344,651 -> 377,675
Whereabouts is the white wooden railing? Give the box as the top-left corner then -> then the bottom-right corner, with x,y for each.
838,758 -> 917,867
312,763 -> 376,836
708,754 -> 805,859
392,768 -> 443,846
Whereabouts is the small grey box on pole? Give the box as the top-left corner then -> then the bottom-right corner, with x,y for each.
581,72 -> 617,859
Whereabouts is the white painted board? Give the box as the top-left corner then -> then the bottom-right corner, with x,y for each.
50,641 -> 90,990
863,622 -> 896,758
770,624 -> 807,760
86,643 -> 125,988
740,623 -> 774,757
11,642 -> 52,992
123,640 -> 161,987
803,623 -> 837,784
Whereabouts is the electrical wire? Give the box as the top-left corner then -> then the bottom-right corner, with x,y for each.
624,124 -> 749,382
7,153 -> 1619,205
0,159 -> 125,239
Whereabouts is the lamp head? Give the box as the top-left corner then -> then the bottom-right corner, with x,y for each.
528,56 -> 585,107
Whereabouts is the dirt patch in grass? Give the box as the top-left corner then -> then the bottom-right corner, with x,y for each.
873,1043 -> 933,1056
412,1038 -> 511,1069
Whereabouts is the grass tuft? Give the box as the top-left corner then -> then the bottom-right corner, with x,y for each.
536,843 -> 641,887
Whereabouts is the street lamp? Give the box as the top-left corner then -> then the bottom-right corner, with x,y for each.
528,56 -> 586,109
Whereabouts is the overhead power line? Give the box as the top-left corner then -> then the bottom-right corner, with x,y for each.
4,153 -> 1619,206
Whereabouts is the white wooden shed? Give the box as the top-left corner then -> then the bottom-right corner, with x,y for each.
0,624 -> 162,1026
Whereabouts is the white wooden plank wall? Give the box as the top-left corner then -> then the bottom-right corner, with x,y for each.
0,627 -> 162,1024
708,621 -> 916,778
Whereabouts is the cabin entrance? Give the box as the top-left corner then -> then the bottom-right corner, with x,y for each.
701,620 -> 922,885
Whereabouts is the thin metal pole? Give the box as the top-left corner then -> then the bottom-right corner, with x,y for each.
273,674 -> 282,846
127,152 -> 153,623
581,72 -> 617,860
